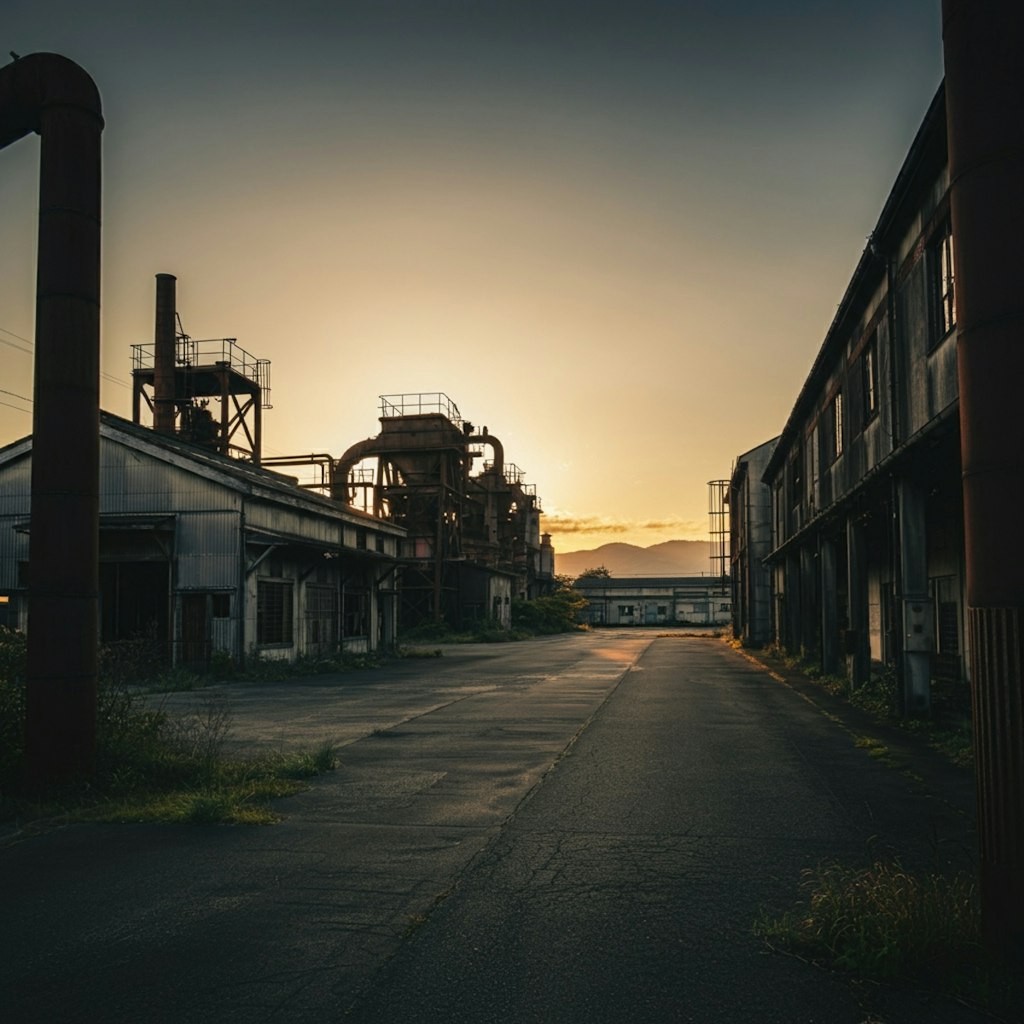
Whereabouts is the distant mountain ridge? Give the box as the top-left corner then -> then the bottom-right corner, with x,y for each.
555,540 -> 712,578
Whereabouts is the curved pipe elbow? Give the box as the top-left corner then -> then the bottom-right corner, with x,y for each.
471,433 -> 504,476
333,437 -> 381,501
0,53 -> 103,148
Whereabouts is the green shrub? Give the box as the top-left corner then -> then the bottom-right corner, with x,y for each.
0,629 -> 27,788
399,617 -> 524,645
400,620 -> 459,643
209,649 -> 237,680
98,622 -> 168,687
512,589 -> 588,635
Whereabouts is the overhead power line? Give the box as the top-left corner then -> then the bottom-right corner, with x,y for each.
1,326 -> 132,390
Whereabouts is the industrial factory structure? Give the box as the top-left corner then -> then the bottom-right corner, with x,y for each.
329,393 -> 554,629
0,274 -> 553,666
726,84 -> 966,715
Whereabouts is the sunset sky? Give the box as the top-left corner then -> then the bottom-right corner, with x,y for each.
1,1 -> 944,552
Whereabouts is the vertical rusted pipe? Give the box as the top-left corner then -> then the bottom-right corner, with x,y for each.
0,54 -> 104,783
153,272 -> 177,434
942,0 -> 1024,953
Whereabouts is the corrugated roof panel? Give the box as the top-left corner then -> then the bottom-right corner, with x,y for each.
101,440 -> 233,513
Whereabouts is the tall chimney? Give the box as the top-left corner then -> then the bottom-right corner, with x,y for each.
153,272 -> 177,434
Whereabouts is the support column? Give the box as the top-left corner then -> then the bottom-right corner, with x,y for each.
943,0 -> 1024,953
799,545 -> 818,660
846,514 -> 871,688
820,535 -> 839,676
898,479 -> 932,717
784,553 -> 800,653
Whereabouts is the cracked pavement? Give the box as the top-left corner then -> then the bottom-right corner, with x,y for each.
0,633 -> 986,1023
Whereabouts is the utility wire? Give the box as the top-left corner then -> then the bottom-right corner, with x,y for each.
0,398 -> 30,414
0,387 -> 31,404
2,325 -> 132,389
0,324 -> 32,345
0,333 -> 32,355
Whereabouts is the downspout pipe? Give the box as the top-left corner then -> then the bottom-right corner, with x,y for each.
943,1 -> 1024,955
0,54 -> 104,783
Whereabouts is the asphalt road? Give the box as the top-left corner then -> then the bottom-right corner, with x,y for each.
0,632 -> 985,1023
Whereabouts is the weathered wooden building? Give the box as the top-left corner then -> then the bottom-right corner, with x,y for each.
0,413 -> 404,665
738,85 -> 965,714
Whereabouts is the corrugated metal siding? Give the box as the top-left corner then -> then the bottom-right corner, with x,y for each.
0,455 -> 31,516
0,515 -> 28,589
176,511 -> 240,589
101,439 -> 235,513
0,456 -> 32,590
928,333 -> 959,415
246,502 -> 342,546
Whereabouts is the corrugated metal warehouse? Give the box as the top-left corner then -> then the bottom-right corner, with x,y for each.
0,413 -> 405,666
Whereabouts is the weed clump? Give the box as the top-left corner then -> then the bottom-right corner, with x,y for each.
755,860 -> 982,982
0,628 -> 339,827
399,618 -> 530,645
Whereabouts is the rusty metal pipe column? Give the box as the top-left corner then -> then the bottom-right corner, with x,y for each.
153,273 -> 177,434
942,0 -> 1024,953
0,54 -> 104,783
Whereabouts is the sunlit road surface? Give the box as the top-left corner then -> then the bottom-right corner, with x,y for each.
1,632 -> 981,1023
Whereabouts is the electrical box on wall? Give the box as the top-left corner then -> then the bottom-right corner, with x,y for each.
903,598 -> 935,652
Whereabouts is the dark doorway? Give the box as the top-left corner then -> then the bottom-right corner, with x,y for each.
99,561 -> 169,643
180,593 -> 211,669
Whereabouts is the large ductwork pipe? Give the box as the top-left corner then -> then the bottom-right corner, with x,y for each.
0,53 -> 103,783
943,0 -> 1024,952
333,437 -> 381,503
471,431 -> 504,477
153,273 -> 177,434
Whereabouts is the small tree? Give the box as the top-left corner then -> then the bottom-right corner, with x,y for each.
576,565 -> 612,580
512,589 -> 589,635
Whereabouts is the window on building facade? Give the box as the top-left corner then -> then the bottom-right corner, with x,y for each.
257,580 -> 293,645
821,390 -> 844,463
305,584 -> 338,646
928,217 -> 956,347
818,390 -> 844,466
788,446 -> 802,509
862,334 -> 878,423
343,589 -> 368,637
618,605 -> 634,616
832,390 -> 844,458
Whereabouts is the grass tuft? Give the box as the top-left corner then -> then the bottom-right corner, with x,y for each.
755,860 -> 982,982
